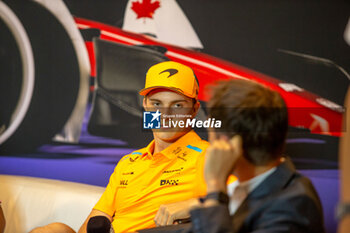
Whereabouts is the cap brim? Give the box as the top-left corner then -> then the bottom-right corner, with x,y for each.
139,86 -> 196,99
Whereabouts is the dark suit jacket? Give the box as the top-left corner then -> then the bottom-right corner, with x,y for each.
139,159 -> 325,233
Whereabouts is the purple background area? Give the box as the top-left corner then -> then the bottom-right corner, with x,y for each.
0,145 -> 133,186
300,169 -> 339,233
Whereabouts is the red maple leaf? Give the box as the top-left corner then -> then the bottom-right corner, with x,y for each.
131,0 -> 161,19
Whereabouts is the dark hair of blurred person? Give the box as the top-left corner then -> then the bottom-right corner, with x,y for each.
208,79 -> 288,166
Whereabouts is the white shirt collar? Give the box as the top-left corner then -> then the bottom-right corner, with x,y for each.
238,166 -> 277,193
227,166 -> 277,215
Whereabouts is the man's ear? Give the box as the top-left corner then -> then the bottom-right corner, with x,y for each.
192,100 -> 200,117
143,97 -> 148,111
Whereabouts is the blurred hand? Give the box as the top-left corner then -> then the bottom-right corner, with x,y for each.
154,198 -> 200,226
204,135 -> 243,193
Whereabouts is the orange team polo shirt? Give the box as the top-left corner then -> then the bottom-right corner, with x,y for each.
94,130 -> 209,233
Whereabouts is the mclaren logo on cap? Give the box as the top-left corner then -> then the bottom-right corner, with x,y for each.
159,69 -> 178,78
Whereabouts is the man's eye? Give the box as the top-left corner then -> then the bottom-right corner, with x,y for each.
173,104 -> 183,108
153,102 -> 160,107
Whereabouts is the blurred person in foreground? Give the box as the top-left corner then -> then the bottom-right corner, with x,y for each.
139,79 -> 325,233
30,61 -> 209,233
338,20 -> 350,232
338,86 -> 350,233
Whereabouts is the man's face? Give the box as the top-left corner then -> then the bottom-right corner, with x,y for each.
143,89 -> 200,142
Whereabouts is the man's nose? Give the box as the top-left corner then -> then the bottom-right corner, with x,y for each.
161,107 -> 172,116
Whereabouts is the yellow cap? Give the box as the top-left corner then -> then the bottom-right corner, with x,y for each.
139,61 -> 199,99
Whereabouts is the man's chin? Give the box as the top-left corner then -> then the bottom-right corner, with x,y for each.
153,130 -> 189,142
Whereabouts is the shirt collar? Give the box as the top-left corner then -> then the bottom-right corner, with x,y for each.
144,140 -> 155,157
228,166 -> 277,196
237,166 -> 277,194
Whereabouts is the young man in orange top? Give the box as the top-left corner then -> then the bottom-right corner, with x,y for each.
30,61 -> 209,233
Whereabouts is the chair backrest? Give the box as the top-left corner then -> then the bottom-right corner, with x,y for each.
0,175 -> 104,233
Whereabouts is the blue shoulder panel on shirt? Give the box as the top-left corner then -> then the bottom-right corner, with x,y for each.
131,152 -> 142,155
186,145 -> 202,153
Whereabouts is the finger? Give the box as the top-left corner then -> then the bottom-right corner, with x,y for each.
154,218 -> 159,227
154,210 -> 160,224
230,135 -> 243,156
166,215 -> 174,225
159,210 -> 169,226
207,141 -> 222,156
156,205 -> 168,226
218,140 -> 230,151
154,205 -> 164,226
210,140 -> 221,149
219,137 -> 232,150
215,139 -> 231,151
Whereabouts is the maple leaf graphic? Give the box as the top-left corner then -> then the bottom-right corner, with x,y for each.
131,0 -> 161,19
